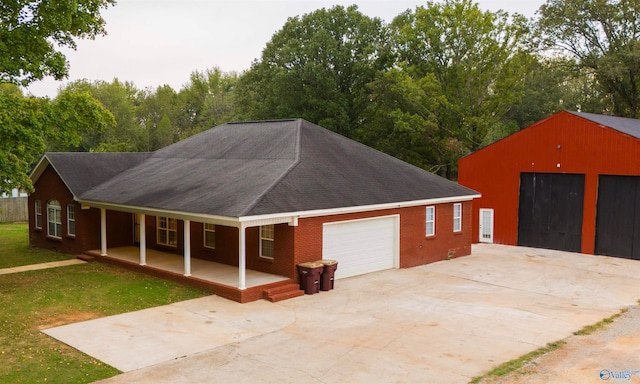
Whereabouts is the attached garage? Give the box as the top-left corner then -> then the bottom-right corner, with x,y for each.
517,173 -> 585,252
595,175 -> 640,260
322,216 -> 399,279
458,111 -> 640,259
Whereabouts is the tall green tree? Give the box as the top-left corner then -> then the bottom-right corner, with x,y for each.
500,57 -> 612,139
177,68 -> 238,138
0,90 -> 45,193
61,79 -> 145,151
392,0 -> 534,156
0,85 -> 114,193
0,0 -> 115,85
358,68 -> 459,175
45,89 -> 116,151
537,0 -> 640,117
138,85 -> 180,151
234,5 -> 391,137
0,0 -> 115,192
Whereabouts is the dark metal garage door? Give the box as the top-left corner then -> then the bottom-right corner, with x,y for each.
595,175 -> 640,260
517,173 -> 585,252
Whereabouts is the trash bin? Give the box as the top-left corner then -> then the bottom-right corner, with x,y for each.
297,262 -> 324,294
316,259 -> 338,291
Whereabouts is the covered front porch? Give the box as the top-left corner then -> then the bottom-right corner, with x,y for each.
86,246 -> 294,303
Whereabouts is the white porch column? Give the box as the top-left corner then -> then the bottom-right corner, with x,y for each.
184,219 -> 191,276
139,214 -> 146,266
100,208 -> 107,256
238,224 -> 246,290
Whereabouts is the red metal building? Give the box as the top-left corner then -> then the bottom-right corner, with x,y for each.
458,111 -> 640,260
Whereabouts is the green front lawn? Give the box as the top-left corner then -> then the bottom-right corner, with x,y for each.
0,223 -> 73,268
0,224 -> 209,383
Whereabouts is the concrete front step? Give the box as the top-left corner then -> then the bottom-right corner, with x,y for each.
263,283 -> 304,302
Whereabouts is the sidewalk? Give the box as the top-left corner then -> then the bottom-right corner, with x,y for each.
0,259 -> 86,275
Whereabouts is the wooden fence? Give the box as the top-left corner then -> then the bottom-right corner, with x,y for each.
0,197 -> 28,223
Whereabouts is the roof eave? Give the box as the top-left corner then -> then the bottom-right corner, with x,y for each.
239,194 -> 482,225
79,194 -> 481,228
77,199 -> 244,228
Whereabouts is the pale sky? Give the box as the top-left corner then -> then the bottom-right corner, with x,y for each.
24,0 -> 546,98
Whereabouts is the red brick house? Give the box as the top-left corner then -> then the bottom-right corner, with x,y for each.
459,111 -> 640,260
30,119 -> 479,302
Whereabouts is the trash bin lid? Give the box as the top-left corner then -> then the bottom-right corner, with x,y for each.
298,261 -> 324,268
316,259 -> 338,266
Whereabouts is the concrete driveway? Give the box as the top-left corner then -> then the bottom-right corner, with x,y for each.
43,244 -> 640,383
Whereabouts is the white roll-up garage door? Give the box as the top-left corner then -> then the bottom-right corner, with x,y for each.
322,215 -> 399,279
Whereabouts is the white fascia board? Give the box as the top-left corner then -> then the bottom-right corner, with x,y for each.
77,199 -> 243,228
80,194 -> 481,229
29,155 -> 50,181
239,195 -> 481,224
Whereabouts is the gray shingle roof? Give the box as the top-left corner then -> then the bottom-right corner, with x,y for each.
54,119 -> 477,217
44,152 -> 151,196
569,111 -> 640,139
245,120 -> 477,216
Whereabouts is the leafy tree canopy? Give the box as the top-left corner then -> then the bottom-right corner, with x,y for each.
537,0 -> 640,117
393,0 -> 534,151
234,5 -> 391,137
0,85 -> 114,193
0,0 -> 115,86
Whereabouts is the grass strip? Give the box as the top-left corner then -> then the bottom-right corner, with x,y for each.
573,308 -> 628,336
0,223 -> 74,268
470,306 -> 634,383
0,261 -> 208,383
469,340 -> 566,383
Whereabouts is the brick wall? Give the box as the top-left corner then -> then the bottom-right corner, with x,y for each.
29,163 -> 472,282
29,165 -> 82,254
29,165 -> 136,255
291,201 -> 473,275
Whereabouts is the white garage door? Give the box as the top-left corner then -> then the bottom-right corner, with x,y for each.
322,215 -> 399,279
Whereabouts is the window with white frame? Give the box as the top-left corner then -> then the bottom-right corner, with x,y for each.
260,224 -> 275,259
47,200 -> 62,238
67,204 -> 76,236
157,216 -> 177,247
35,200 -> 42,229
453,203 -> 462,232
425,206 -> 435,236
203,223 -> 216,249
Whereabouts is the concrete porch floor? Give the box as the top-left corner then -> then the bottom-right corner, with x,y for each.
89,246 -> 289,289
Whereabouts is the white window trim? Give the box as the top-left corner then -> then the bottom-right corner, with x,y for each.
67,204 -> 76,236
35,200 -> 42,229
156,216 -> 178,247
453,203 -> 462,232
203,223 -> 216,249
47,200 -> 62,239
425,206 -> 435,237
260,224 -> 275,259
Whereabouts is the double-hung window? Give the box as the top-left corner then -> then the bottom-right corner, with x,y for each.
157,217 -> 177,247
204,223 -> 216,249
425,206 -> 435,237
47,200 -> 62,238
260,224 -> 274,259
453,203 -> 462,232
35,200 -> 42,229
67,204 -> 76,236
